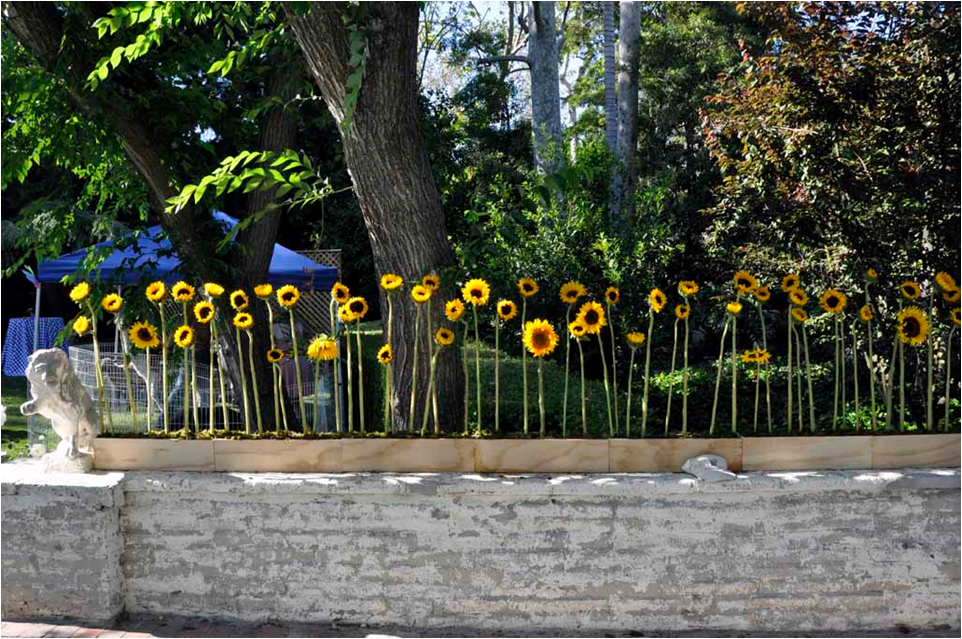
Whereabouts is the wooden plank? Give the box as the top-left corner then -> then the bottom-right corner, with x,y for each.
609,438 -> 743,473
743,436 -> 872,471
213,439 -> 342,472
93,439 -> 214,471
871,434 -> 961,469
341,439 -> 475,472
475,439 -> 609,473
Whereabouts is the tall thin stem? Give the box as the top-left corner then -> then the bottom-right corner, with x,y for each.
787,311 -> 794,433
899,340 -> 906,432
757,304 -> 772,432
427,297 -> 437,430
562,305 -> 572,437
191,345 -> 200,434
462,321 -> 470,435
118,317 -> 138,432
214,321 -> 229,432
832,316 -> 840,431
146,348 -> 152,432
802,324 -> 816,432
521,298 -> 529,433
277,362 -> 289,431
608,301 -> 620,435
626,347 -> 637,436
265,301 -> 280,430
664,318 -> 680,436
87,302 -> 109,432
385,295 -> 394,431
409,305 -> 422,430
329,297 -> 342,433
235,326 -> 251,433
598,332 -> 613,438
246,331 -> 263,434
421,350 -> 440,436
640,311 -> 655,437
865,285 -> 878,430
926,288 -> 935,430
945,326 -> 956,431
182,304 -> 190,434
160,304 -> 169,433
355,321 -> 366,433
731,313 -> 738,435
840,313 -> 847,429
710,318 -> 731,435
209,331 -> 216,434
313,361 -> 320,433
288,311 -> 306,432
852,320 -> 861,431
345,320 -> 354,433
473,305 -> 482,433
577,338 -> 587,435
538,357 -> 546,438
793,323 -> 804,432
753,358 -> 761,434
494,319 -> 501,433
682,314 -> 691,436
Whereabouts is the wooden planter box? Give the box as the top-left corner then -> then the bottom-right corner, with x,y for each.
92,433 -> 961,473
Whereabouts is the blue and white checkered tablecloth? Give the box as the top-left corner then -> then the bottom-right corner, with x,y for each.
2,317 -> 67,377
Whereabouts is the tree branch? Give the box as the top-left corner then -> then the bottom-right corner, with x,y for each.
477,54 -> 530,65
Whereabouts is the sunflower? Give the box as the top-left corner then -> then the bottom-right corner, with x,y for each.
951,307 -> 961,326
233,312 -> 253,330
576,301 -> 607,334
435,327 -> 455,346
568,321 -> 587,338
605,286 -> 620,305
517,277 -> 538,298
626,331 -> 646,348
72,315 -> 90,336
171,281 -> 195,302
69,282 -> 91,303
339,305 -> 357,324
726,301 -> 743,316
859,305 -> 873,323
791,307 -> 809,323
678,280 -> 699,297
788,288 -> 809,306
900,280 -> 921,301
733,271 -> 758,294
866,269 -> 878,283
944,287 -> 961,304
649,288 -> 667,313
193,301 -> 215,324
332,282 -> 351,304
675,304 -> 691,320
421,274 -> 440,291
204,282 -> 224,298
754,349 -> 772,364
935,271 -> 957,292
559,281 -> 587,305
277,285 -> 300,309
411,284 -> 432,303
380,274 -> 403,291
781,274 -> 800,293
754,285 -> 771,303
461,278 -> 491,306
740,350 -> 757,364
174,325 -> 194,348
445,299 -> 465,322
267,349 -> 284,363
128,321 -> 160,349
347,296 -> 369,319
307,337 -> 338,361
254,284 -> 273,299
896,306 -> 929,346
523,319 -> 559,357
146,281 -> 166,302
377,344 -> 393,364
819,289 -> 847,314
230,289 -> 249,310
101,293 -> 123,313
496,300 -> 518,321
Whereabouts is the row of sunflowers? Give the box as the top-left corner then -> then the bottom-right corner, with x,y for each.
66,267 -> 960,438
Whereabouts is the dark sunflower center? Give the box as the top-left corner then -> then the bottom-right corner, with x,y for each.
608,292 -> 616,300
199,307 -> 211,318
903,317 -> 921,338
566,291 -> 576,299
738,278 -> 750,287
282,292 -> 294,301
532,331 -> 549,348
827,295 -> 839,308
523,283 -> 533,292
585,310 -> 598,324
350,301 -> 364,313
470,288 -> 482,298
137,328 -> 152,341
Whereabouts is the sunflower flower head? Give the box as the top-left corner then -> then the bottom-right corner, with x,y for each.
347,296 -> 369,319
277,285 -> 300,309
254,284 -> 273,299
174,325 -> 194,348
462,278 -> 491,306
332,282 -> 351,304
568,320 -> 587,338
411,284 -> 432,303
517,277 -> 538,298
422,274 -> 440,291
605,286 -> 620,305
523,319 -> 559,358
754,285 -> 771,303
754,348 -> 772,364
204,282 -> 224,298
649,288 -> 667,313
678,280 -> 699,297
675,304 -> 691,320
101,293 -> 123,313
129,321 -> 160,349
626,331 -> 646,348
267,349 -> 284,363
307,337 -> 338,361
435,327 -> 455,346
194,301 -> 215,324
230,289 -> 249,311
339,305 -> 356,325
788,288 -> 809,307
233,312 -> 253,331
935,271 -> 957,292
72,316 -> 90,336
781,274 -> 800,293
377,344 -> 393,364
445,299 -> 465,322
172,281 -> 195,303
859,305 -> 873,323
559,281 -> 587,305
726,300 -> 743,316
792,307 -> 809,323
740,350 -> 757,364
733,271 -> 758,295
496,300 -> 518,321
69,282 -> 91,303
897,306 -> 929,346
576,301 -> 607,334
865,269 -> 878,283
820,289 -> 847,314
381,273 -> 404,292
951,307 -> 961,326
943,287 -> 961,304
146,281 -> 166,303
900,280 -> 921,301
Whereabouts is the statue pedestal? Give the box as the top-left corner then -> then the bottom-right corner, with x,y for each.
42,441 -> 93,473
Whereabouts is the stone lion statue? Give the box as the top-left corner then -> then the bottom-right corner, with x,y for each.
20,348 -> 98,472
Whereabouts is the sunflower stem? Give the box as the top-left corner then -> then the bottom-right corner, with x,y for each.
899,340 -> 906,432
832,316 -> 839,432
598,333 -> 614,438
313,360 -> 320,432
265,300 -> 281,430
884,334 -> 899,431
208,332 -> 216,434
538,356 -> 546,438
422,349 -> 439,436
577,338 -> 587,436
409,304 -> 422,431
355,321 -> 366,434
385,294 -> 394,431
787,310 -> 793,434
664,318 -> 680,436
191,345 -> 200,435
562,305 -> 572,437
608,301 -> 620,435
865,285 -> 878,430
427,297 -> 438,431
731,312 -> 738,435
682,312 -> 691,437
626,347 -> 637,437
945,326 -> 956,431
710,318 -> 731,436
160,304 -> 169,433
277,363 -> 289,432
288,311 -> 307,432
246,332 -> 263,434
753,358 -> 761,434
329,297 -> 342,434
146,347 -> 152,432
793,323 -> 805,432
757,303 -> 772,433
118,317 -> 138,433
802,323 -> 816,433
214,321 -> 229,432
473,305 -> 482,434
462,321 -> 470,435
852,320 -> 861,432
521,298 -> 529,434
841,312 -> 848,429
87,301 -> 109,433
182,304 -> 190,434
640,310 -> 655,438
345,319 -> 354,434
926,286 -> 935,431
235,326 -> 251,434
494,319 -> 500,434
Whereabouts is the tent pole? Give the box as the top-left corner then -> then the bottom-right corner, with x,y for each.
114,285 -> 122,352
32,283 -> 41,352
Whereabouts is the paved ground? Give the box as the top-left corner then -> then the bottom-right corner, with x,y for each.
1,616 -> 958,638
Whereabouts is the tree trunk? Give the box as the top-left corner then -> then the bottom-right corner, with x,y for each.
527,1 -> 564,176
616,1 -> 641,228
603,1 -> 622,230
284,2 -> 462,431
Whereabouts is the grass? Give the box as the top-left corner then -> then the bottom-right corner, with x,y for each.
1,375 -> 30,460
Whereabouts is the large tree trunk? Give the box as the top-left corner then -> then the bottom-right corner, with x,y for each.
284,2 -> 462,431
527,1 -> 564,176
603,1 -> 622,230
616,1 -> 641,228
